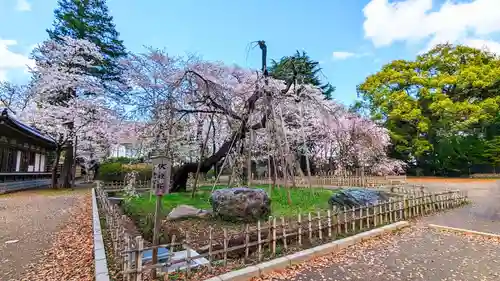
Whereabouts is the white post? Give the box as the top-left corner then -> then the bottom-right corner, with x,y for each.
34,154 -> 40,172
15,151 -> 22,172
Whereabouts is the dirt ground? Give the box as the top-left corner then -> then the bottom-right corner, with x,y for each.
0,189 -> 88,281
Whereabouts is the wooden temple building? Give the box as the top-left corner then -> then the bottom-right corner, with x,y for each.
0,108 -> 57,193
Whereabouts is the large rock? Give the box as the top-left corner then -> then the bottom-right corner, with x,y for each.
210,187 -> 271,222
329,188 -> 390,208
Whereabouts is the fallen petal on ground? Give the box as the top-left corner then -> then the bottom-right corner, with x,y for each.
21,193 -> 93,281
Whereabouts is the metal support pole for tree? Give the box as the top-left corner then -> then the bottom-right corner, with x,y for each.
71,134 -> 77,188
247,129 -> 253,186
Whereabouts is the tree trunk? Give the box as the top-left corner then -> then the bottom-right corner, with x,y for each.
171,136 -> 238,192
171,41 -> 287,192
61,143 -> 73,188
51,148 -> 62,188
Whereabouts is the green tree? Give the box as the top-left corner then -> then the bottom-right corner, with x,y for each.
483,136 -> 500,173
269,51 -> 335,99
357,44 -> 500,175
47,0 -> 127,84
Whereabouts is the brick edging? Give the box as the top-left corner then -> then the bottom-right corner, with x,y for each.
92,188 -> 111,281
204,221 -> 410,281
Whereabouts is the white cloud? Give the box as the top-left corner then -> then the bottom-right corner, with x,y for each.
332,51 -> 356,60
363,0 -> 500,53
463,39 -> 500,54
0,39 -> 34,81
332,51 -> 370,60
16,0 -> 31,11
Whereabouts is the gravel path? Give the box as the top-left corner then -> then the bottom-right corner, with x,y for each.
258,181 -> 500,280
0,189 -> 86,281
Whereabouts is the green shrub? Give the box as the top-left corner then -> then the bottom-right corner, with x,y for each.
103,157 -> 139,165
205,169 -> 216,179
135,165 -> 152,181
97,162 -> 152,182
98,162 -> 125,182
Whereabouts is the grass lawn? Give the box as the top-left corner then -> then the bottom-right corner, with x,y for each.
122,185 -> 338,219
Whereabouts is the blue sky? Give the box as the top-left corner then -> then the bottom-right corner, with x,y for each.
1,0 -> 500,105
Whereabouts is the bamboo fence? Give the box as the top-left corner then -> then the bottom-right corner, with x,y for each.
99,174 -> 408,193
469,173 -> 500,178
252,175 -> 407,187
95,182 -> 467,281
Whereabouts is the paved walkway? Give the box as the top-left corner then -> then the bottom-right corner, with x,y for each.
419,181 -> 500,234
0,189 -> 87,281
290,225 -> 500,281
266,181 -> 500,281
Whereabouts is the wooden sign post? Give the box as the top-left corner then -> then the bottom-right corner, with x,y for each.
150,155 -> 171,278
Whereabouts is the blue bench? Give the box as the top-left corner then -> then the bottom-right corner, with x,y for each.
0,179 -> 52,194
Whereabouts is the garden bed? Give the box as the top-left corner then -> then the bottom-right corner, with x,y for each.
118,185 -> 339,248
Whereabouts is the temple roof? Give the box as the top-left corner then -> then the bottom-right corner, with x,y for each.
0,108 -> 57,148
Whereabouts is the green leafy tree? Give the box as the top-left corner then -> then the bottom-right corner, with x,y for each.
483,136 -> 500,173
357,44 -> 500,175
269,51 -> 335,99
47,0 -> 127,84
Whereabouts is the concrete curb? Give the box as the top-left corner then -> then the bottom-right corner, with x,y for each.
428,224 -> 500,239
92,188 -> 110,281
204,221 -> 410,281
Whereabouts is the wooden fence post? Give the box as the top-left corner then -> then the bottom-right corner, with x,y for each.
223,228 -> 228,266
378,203 -> 383,224
281,217 -> 288,250
185,231 -> 191,280
308,213 -> 313,242
124,235 -> 131,281
257,220 -> 262,261
297,213 -> 302,246
351,207 -> 356,232
359,206 -> 364,230
208,227 -> 213,272
317,211 -> 323,240
135,236 -> 143,281
399,199 -> 403,220
343,207 -> 348,234
327,209 -> 332,238
272,217 -> 277,255
334,206 -> 340,236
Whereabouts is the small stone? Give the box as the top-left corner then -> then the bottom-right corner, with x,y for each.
167,205 -> 203,220
4,240 -> 19,244
197,209 -> 212,218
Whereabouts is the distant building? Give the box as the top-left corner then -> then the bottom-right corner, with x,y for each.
110,142 -> 140,158
0,108 -> 57,192
108,122 -> 145,159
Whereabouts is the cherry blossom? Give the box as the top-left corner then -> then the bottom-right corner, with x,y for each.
121,47 -> 405,191
29,36 -> 105,100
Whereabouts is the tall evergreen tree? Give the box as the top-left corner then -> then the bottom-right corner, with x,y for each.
46,0 -> 126,188
47,0 -> 127,84
269,51 -> 335,99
